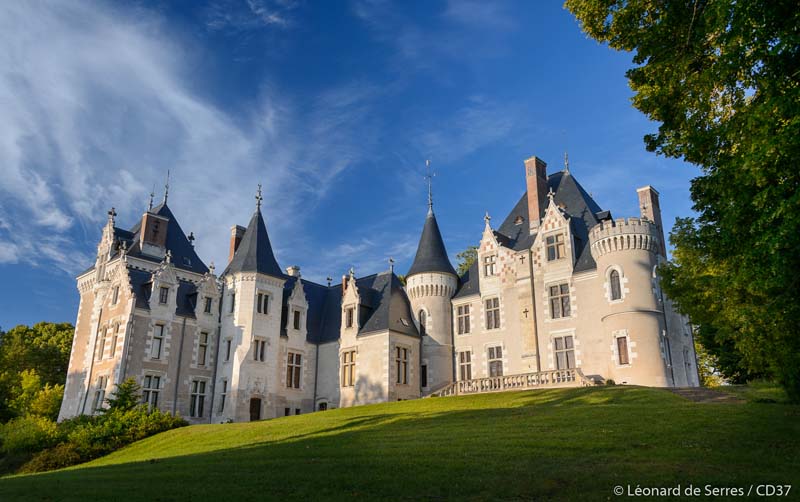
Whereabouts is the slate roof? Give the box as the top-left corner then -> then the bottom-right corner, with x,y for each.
223,208 -> 283,277
455,170 -> 605,296
407,209 -> 457,277
127,268 -> 199,318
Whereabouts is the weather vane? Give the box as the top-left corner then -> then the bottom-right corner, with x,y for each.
424,159 -> 435,211
256,183 -> 263,210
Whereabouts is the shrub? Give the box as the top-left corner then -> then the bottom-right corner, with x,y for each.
18,442 -> 84,474
0,415 -> 63,455
605,379 -> 616,386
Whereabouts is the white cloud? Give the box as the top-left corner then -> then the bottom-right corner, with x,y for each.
206,0 -> 299,31
0,1 -> 378,276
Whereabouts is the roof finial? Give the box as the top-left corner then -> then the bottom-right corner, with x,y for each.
484,211 -> 491,226
107,207 -> 117,226
564,151 -> 569,173
389,257 -> 395,273
547,187 -> 556,203
148,184 -> 155,211
349,266 -> 355,280
255,183 -> 263,210
188,231 -> 195,247
164,249 -> 172,264
424,159 -> 434,213
326,276 -> 332,287
163,170 -> 170,204
209,261 -> 215,274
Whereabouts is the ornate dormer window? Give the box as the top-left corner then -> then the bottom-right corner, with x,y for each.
111,286 -> 120,305
546,234 -> 566,261
204,297 -> 213,314
293,309 -> 302,330
159,286 -> 169,305
483,254 -> 497,276
345,307 -> 355,328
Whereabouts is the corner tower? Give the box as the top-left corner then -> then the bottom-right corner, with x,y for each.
405,167 -> 457,395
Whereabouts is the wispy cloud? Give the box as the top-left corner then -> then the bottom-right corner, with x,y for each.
0,1 -> 376,275
206,0 -> 300,31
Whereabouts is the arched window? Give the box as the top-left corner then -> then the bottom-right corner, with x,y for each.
610,270 -> 622,301
418,310 -> 427,336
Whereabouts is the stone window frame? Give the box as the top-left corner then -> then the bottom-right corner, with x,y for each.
484,297 -> 501,331
483,254 -> 498,277
111,285 -> 120,305
223,338 -> 232,362
547,282 -> 572,320
291,307 -> 306,332
604,265 -> 628,304
344,305 -> 356,329
96,325 -> 108,361
91,374 -> 109,413
256,291 -> 271,315
109,322 -> 120,359
545,232 -> 566,262
417,307 -> 429,337
142,373 -> 163,409
286,351 -> 303,389
197,331 -> 210,367
203,296 -> 213,314
158,286 -> 169,305
253,338 -> 267,362
340,347 -> 357,388
394,345 -> 410,385
228,292 -> 236,315
218,379 -> 228,413
458,349 -> 473,381
189,378 -> 208,418
455,302 -> 472,335
552,334 -> 576,370
150,323 -> 165,360
486,344 -> 504,377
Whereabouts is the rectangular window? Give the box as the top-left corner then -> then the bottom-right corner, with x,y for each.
421,365 -> 428,388
395,347 -> 408,385
198,332 -> 209,366
295,408 -> 301,416
256,292 -> 269,314
293,310 -> 301,330
96,327 -> 107,361
554,335 -> 575,370
151,324 -> 164,359
204,296 -> 212,314
341,350 -> 356,387
617,336 -> 629,365
549,284 -> 571,319
284,408 -> 290,417
218,380 -> 227,413
459,351 -> 472,381
483,254 -> 497,276
253,339 -> 266,362
287,352 -> 302,389
159,286 -> 169,304
142,375 -> 160,409
190,380 -> 206,418
225,339 -> 232,362
345,307 -> 354,328
229,292 -> 236,313
457,304 -> 471,335
111,286 -> 120,305
92,375 -> 108,412
110,323 -> 119,358
546,234 -> 566,261
488,346 -> 503,377
485,298 -> 500,330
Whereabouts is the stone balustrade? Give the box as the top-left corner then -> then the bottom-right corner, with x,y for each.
432,368 -> 593,397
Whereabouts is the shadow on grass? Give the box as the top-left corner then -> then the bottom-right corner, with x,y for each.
1,387 -> 798,501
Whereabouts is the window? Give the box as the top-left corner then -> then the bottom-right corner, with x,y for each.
229,292 -> 236,313
549,284 -> 571,319
293,310 -> 301,330
225,339 -> 232,362
318,402 -> 327,411
111,286 -> 120,305
457,304 -> 471,334
110,323 -> 119,358
485,298 -> 500,330
617,336 -> 629,365
295,408 -> 301,416
151,324 -> 164,359
418,310 -> 427,336
204,296 -> 212,314
92,375 -> 108,412
610,270 -> 622,301
421,365 -> 427,388
253,339 -> 266,362
483,254 -> 497,276
190,380 -> 206,418
488,346 -> 503,377
554,335 -> 575,370
395,347 -> 408,385
664,334 -> 673,366
345,307 -> 354,328
198,332 -> 209,366
341,350 -> 356,387
159,286 -> 169,304
96,327 -> 107,361
287,352 -> 302,389
459,351 -> 472,381
257,292 -> 269,314
546,234 -> 566,261
218,380 -> 227,413
142,375 -> 160,409
284,408 -> 291,417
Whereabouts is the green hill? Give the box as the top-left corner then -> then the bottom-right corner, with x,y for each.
1,386 -> 798,500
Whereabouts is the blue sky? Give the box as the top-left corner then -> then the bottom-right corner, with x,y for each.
0,0 -> 699,330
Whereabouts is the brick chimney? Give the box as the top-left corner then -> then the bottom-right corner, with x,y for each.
637,186 -> 667,257
139,212 -> 169,255
341,275 -> 347,293
524,156 -> 548,233
228,225 -> 246,263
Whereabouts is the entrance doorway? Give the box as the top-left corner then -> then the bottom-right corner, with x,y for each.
249,398 -> 261,421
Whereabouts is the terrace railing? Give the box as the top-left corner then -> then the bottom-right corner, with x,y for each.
430,368 -> 593,397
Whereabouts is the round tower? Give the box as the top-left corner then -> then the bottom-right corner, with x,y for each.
589,217 -> 671,386
406,201 -> 457,395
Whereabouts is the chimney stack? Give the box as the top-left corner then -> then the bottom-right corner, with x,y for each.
524,156 -> 548,233
286,265 -> 301,278
636,186 -> 667,257
139,212 -> 169,256
229,225 -> 246,263
341,275 -> 347,293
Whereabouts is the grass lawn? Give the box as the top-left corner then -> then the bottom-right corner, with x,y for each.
1,385 -> 798,500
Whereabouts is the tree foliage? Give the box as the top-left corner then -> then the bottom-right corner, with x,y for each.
456,246 -> 478,276
566,0 -> 800,400
103,378 -> 142,413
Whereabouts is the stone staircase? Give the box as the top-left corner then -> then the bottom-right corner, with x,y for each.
429,368 -> 595,397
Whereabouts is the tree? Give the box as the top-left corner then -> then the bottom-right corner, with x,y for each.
103,378 -> 142,413
566,0 -> 800,400
456,246 -> 478,276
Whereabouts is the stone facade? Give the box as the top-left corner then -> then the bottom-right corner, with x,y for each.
59,154 -> 698,424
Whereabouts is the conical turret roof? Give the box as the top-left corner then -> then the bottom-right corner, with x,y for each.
407,208 -> 456,278
223,208 -> 283,277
